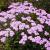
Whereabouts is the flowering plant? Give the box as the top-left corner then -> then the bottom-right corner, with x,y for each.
0,1 -> 50,50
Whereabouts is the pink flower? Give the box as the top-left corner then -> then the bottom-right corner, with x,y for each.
32,38 -> 36,42
25,25 -> 30,29
22,34 -> 27,41
0,17 -> 7,22
46,47 -> 50,50
21,32 -> 25,36
44,31 -> 49,36
33,31 -> 39,36
36,24 -> 44,32
45,19 -> 50,26
47,14 -> 50,18
0,31 -> 8,36
19,23 -> 25,30
30,20 -> 35,23
10,21 -> 21,31
31,26 -> 37,31
28,36 -> 33,40
21,17 -> 26,21
39,38 -> 48,45
45,42 -> 50,47
41,9 -> 47,15
0,11 -> 7,16
4,14 -> 15,19
4,31 -> 9,37
31,22 -> 36,26
7,8 -> 16,14
9,30 -> 15,37
26,16 -> 31,21
19,39 -> 26,45
0,37 -> 6,43
37,17 -> 45,24
6,28 -> 15,37
27,29 -> 33,34
34,36 -> 41,43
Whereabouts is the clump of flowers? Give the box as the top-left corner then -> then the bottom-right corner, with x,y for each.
0,1 -> 50,50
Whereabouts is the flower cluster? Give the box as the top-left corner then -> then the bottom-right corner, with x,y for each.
0,1 -> 50,50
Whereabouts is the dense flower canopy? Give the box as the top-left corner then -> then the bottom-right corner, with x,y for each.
0,1 -> 50,50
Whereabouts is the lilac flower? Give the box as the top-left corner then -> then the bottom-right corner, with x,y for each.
22,34 -> 27,41
45,19 -> 50,26
31,26 -> 37,31
0,11 -> 7,16
10,30 -> 15,37
10,21 -> 21,31
7,8 -> 16,14
19,39 -> 26,45
41,16 -> 47,20
19,23 -> 25,30
0,37 -> 6,43
27,29 -> 33,34
47,14 -> 50,18
25,24 -> 30,29
34,36 -> 41,43
21,17 -> 26,21
4,14 -> 15,19
0,31 -> 8,36
32,38 -> 36,42
19,34 -> 27,44
28,36 -> 33,40
37,17 -> 45,24
44,31 -> 49,36
46,47 -> 50,50
21,32 -> 25,36
33,31 -> 39,36
11,18 -> 16,22
29,20 -> 35,23
26,16 -> 31,21
36,24 -> 44,32
5,28 -> 15,37
40,9 -> 47,16
0,17 -> 7,22
39,38 -> 48,45
44,41 -> 50,47
31,22 -> 36,26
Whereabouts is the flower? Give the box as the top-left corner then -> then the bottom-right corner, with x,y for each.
4,14 -> 15,19
25,24 -> 30,29
27,29 -> 33,34
26,16 -> 31,21
0,37 -> 6,43
37,17 -> 45,24
0,17 -> 7,22
47,14 -> 50,19
46,47 -> 50,50
10,21 -> 21,31
21,32 -> 25,36
6,28 -> 15,37
36,24 -> 44,32
44,42 -> 50,47
19,23 -> 25,30
31,22 -> 36,26
44,31 -> 49,36
21,17 -> 26,21
28,36 -> 33,40
34,36 -> 41,43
